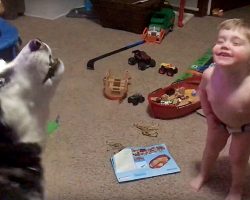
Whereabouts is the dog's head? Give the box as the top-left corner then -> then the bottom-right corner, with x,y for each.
14,39 -> 64,87
0,39 -> 64,144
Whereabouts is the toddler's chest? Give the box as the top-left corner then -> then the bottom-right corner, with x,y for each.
207,78 -> 250,121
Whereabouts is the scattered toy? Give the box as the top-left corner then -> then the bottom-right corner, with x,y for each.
148,76 -> 201,119
47,115 -> 60,135
158,63 -> 178,76
133,123 -> 159,137
86,40 -> 145,70
212,8 -> 223,17
128,50 -> 156,71
103,70 -> 131,102
174,49 -> 213,82
142,24 -> 166,44
106,141 -> 125,153
128,93 -> 145,105
150,7 -> 175,32
142,7 -> 175,44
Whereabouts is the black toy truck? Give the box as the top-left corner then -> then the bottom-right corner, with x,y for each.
128,50 -> 156,71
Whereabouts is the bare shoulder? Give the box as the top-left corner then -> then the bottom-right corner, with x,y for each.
202,67 -> 214,80
199,67 -> 214,89
242,75 -> 250,91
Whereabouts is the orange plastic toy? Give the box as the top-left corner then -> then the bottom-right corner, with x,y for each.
103,70 -> 131,101
142,25 -> 166,44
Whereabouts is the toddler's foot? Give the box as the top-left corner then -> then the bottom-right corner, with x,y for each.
190,174 -> 207,191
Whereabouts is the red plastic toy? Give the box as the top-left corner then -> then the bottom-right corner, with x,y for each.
148,76 -> 201,119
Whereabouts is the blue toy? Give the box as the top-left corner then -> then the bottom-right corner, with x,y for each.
0,17 -> 21,61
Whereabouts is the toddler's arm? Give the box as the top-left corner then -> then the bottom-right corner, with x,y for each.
198,74 -> 213,117
198,70 -> 221,124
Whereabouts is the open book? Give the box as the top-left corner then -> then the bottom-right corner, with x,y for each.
111,144 -> 180,182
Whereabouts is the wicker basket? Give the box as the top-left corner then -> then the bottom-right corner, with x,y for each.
91,0 -> 164,34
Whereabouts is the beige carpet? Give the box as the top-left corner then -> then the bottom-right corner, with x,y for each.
8,4 -> 250,200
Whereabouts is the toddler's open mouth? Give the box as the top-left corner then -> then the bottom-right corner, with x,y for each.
218,52 -> 232,57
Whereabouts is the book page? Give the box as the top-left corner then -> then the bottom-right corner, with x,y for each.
113,148 -> 136,173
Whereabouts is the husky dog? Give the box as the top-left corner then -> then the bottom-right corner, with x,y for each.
0,39 -> 64,200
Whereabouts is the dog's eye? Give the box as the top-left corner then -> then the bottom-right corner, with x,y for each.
49,55 -> 52,63
29,39 -> 42,52
0,78 -> 5,87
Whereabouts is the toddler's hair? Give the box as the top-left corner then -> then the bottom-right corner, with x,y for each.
218,18 -> 250,41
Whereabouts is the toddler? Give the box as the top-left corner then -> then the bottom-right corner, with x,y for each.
190,18 -> 250,200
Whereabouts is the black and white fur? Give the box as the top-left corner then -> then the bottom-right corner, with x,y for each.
0,39 -> 64,200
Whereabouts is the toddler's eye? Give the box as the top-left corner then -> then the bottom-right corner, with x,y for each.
216,39 -> 224,44
232,40 -> 242,46
233,42 -> 240,46
231,37 -> 244,46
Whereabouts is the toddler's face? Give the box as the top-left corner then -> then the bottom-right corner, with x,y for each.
212,29 -> 250,67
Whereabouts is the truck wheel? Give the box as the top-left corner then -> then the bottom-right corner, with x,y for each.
149,59 -> 156,67
174,67 -> 178,74
128,57 -> 136,65
166,69 -> 174,76
138,96 -> 145,103
169,26 -> 174,32
128,96 -> 133,103
138,62 -> 146,70
158,67 -> 166,74
132,100 -> 139,106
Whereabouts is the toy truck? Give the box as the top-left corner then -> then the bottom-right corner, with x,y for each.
142,7 -> 175,44
158,63 -> 178,76
128,50 -> 156,71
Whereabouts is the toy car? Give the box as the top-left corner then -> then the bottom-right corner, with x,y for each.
128,94 -> 145,105
158,63 -> 178,76
128,50 -> 156,71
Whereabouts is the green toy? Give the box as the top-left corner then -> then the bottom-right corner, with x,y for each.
191,49 -> 213,68
150,7 -> 175,31
175,49 -> 213,82
47,115 -> 60,135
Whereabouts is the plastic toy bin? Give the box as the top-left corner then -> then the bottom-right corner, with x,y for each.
147,77 -> 201,119
90,0 -> 164,34
0,18 -> 20,62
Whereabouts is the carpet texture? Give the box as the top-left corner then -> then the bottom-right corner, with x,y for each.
8,4 -> 250,200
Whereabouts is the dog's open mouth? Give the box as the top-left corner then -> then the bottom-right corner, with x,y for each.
43,58 -> 60,84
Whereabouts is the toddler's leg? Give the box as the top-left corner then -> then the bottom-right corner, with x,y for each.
226,132 -> 250,200
190,116 -> 229,191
